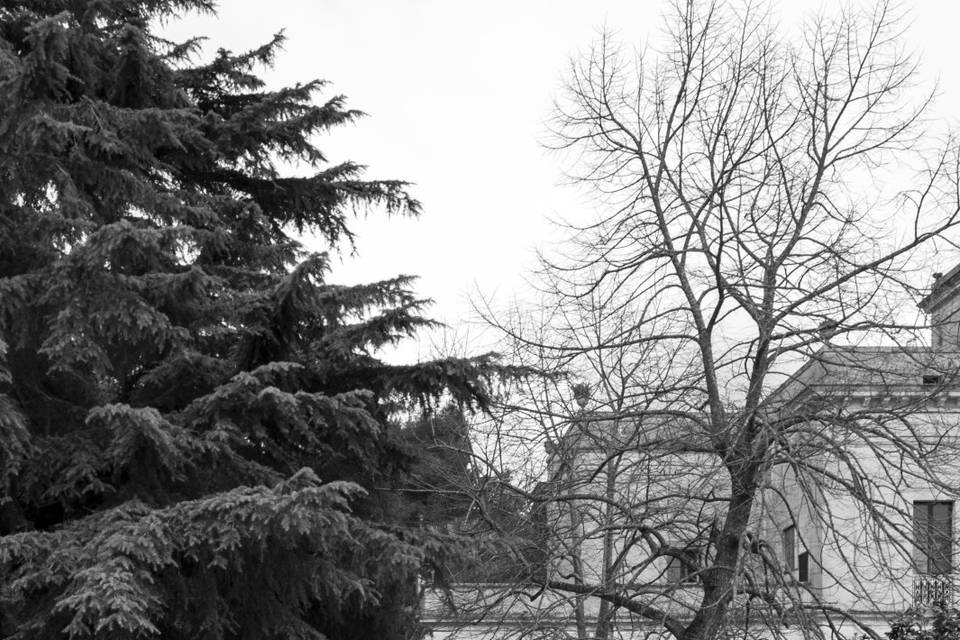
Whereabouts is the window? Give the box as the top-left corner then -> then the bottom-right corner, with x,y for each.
667,548 -> 699,584
914,501 -> 953,575
782,525 -> 796,571
798,551 -> 810,583
783,525 -> 810,582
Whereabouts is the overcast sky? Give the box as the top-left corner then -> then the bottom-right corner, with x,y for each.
163,1 -> 960,361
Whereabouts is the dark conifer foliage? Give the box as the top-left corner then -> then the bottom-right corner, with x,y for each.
397,404 -> 476,527
0,2 -> 498,637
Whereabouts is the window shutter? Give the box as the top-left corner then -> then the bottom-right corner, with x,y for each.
931,502 -> 953,575
666,557 -> 679,584
783,526 -> 796,571
915,502 -> 931,573
798,551 -> 810,583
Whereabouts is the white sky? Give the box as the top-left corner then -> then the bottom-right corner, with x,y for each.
162,1 -> 960,362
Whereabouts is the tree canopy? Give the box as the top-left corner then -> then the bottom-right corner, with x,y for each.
470,1 -> 960,639
0,2 -> 498,638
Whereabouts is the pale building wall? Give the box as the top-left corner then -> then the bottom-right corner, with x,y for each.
425,386 -> 960,639
921,267 -> 960,349
762,403 -> 960,615
547,439 -> 727,590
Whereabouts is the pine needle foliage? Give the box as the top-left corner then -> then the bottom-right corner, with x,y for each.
0,2 -> 499,638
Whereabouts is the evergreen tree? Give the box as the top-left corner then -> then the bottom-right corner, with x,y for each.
0,2 -> 498,638
397,404 -> 476,527
888,605 -> 960,640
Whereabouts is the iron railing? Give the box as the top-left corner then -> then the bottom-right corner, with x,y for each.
914,574 -> 955,606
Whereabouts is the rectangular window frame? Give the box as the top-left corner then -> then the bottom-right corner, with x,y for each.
914,500 -> 954,575
666,548 -> 700,585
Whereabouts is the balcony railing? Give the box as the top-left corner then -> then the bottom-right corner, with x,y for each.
914,574 -> 955,606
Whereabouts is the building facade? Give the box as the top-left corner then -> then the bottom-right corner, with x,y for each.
423,271 -> 960,640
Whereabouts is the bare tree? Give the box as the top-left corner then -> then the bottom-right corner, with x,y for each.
432,2 -> 960,640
